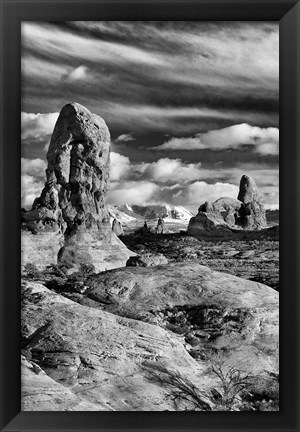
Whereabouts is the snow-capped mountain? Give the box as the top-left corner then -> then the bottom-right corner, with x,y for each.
107,204 -> 141,226
167,205 -> 194,221
117,204 -> 193,222
113,204 -> 144,221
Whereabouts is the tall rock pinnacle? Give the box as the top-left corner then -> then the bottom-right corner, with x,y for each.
237,175 -> 267,230
22,103 -> 133,272
238,175 -> 260,204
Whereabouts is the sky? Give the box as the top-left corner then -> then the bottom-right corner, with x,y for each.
21,21 -> 279,213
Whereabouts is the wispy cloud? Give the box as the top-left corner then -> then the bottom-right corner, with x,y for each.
22,21 -> 279,134
152,124 -> 279,154
115,133 -> 135,142
63,65 -> 89,82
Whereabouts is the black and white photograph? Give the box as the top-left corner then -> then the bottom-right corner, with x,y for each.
21,21 -> 279,411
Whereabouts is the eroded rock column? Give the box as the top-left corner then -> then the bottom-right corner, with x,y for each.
22,102 -> 133,272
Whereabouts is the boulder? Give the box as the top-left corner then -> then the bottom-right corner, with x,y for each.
187,212 -> 235,239
112,218 -> 124,236
21,103 -> 133,272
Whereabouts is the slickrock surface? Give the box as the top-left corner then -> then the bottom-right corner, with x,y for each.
22,355 -> 108,411
21,262 -> 278,411
21,103 -> 133,272
21,280 -> 208,411
188,175 -> 267,239
120,232 -> 279,290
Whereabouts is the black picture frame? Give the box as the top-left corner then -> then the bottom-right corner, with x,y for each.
0,0 -> 299,431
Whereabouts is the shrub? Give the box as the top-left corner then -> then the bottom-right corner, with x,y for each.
239,372 -> 279,411
23,263 -> 42,280
45,277 -> 67,292
208,362 -> 254,411
43,263 -> 68,278
64,274 -> 88,293
79,263 -> 96,275
165,323 -> 190,335
142,346 -> 260,411
141,362 -> 212,411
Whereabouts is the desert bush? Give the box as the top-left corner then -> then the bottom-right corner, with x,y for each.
165,322 -> 190,335
142,352 -> 257,411
45,277 -> 67,292
239,372 -> 279,411
184,334 -> 200,347
141,362 -> 212,411
23,263 -> 42,280
44,270 -> 90,294
79,263 -> 96,275
64,274 -> 88,293
208,362 -> 254,411
43,263 -> 69,278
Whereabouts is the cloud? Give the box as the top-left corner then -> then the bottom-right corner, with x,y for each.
21,158 -> 47,208
108,180 -> 159,205
107,153 -> 279,205
110,154 -> 203,184
21,174 -> 44,208
153,124 -> 279,154
138,158 -> 202,183
254,184 -> 279,210
110,152 -> 131,181
187,181 -> 240,205
21,158 -> 47,177
21,112 -> 59,140
227,166 -> 279,188
107,177 -> 241,212
255,142 -> 278,155
115,133 -> 135,142
22,22 -> 167,68
22,22 -> 278,134
91,102 -> 278,135
63,65 -> 88,82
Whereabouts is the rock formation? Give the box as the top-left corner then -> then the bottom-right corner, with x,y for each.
21,103 -> 133,272
21,263 -> 278,410
188,175 -> 267,239
238,174 -> 267,229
